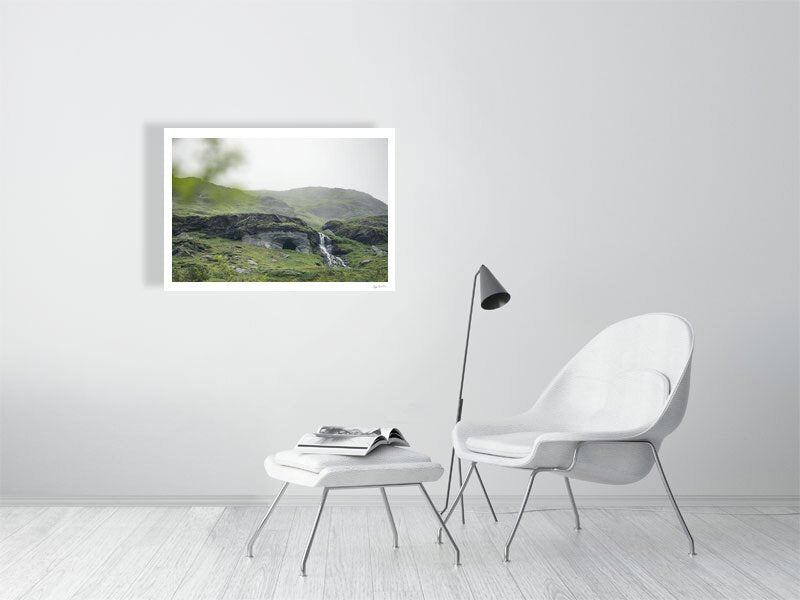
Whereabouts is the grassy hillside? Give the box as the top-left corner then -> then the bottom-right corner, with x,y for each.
173,177 -> 387,228
172,233 -> 388,283
170,177 -> 389,283
172,177 -> 264,215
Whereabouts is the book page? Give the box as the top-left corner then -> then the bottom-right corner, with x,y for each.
316,425 -> 381,437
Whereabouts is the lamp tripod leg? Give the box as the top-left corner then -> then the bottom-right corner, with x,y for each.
437,463 -> 476,543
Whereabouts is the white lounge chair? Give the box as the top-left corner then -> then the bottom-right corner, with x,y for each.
439,313 -> 697,561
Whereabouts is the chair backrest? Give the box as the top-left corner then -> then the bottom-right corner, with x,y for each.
527,313 -> 694,442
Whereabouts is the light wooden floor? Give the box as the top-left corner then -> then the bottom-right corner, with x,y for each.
0,503 -> 797,600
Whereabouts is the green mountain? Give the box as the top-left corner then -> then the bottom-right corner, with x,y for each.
170,177 -> 389,283
172,177 -> 264,215
172,177 -> 387,228
257,187 -> 387,228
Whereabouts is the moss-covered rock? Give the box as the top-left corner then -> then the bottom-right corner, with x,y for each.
322,215 -> 388,245
173,213 -> 319,252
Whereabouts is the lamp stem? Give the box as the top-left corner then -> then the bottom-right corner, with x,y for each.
440,269 -> 480,515
456,269 -> 480,422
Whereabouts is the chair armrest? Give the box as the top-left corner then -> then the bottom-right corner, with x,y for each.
525,433 -> 656,472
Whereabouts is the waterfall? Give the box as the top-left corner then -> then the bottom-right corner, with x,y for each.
318,232 -> 347,267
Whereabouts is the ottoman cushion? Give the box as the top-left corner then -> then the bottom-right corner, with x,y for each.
265,445 -> 444,488
274,446 -> 434,473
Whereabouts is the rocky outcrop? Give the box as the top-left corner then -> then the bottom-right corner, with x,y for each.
172,233 -> 211,256
322,215 -> 388,245
172,213 -> 318,253
242,231 -> 313,253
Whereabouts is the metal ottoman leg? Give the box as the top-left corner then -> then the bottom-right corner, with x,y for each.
380,487 -> 399,549
419,483 -> 461,567
246,482 -> 289,558
300,488 -> 330,576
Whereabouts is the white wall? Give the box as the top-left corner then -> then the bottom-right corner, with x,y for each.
1,0 -> 797,500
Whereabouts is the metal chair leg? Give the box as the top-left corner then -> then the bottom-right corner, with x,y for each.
437,462 -> 476,543
564,477 -> 581,530
648,442 -> 696,556
441,455 -> 496,524
504,470 -> 537,562
379,487 -> 399,549
300,488 -> 329,576
419,484 -> 461,566
474,465 -> 498,522
245,481 -> 289,557
457,458 -> 465,524
440,448 -> 456,513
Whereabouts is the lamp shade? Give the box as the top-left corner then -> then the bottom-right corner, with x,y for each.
478,265 -> 510,310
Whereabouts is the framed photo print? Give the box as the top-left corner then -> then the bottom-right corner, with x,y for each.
164,128 -> 394,291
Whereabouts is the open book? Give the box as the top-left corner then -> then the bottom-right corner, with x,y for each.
294,426 -> 410,456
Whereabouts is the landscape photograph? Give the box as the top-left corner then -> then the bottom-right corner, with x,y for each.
164,129 -> 393,290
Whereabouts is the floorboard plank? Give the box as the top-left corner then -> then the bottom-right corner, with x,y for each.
752,506 -> 800,516
623,508 -> 782,600
683,510 -> 800,599
541,507 -> 659,599
0,508 -> 83,574
531,508 -> 675,600
173,507 -> 264,600
0,507 -> 116,600
600,509 -> 743,600
266,506 -> 329,600
394,505 -> 474,600
455,508 -> 524,600
119,506 -> 224,600
18,508 -> 150,600
720,508 -> 800,553
0,508 -> 46,544
753,507 -> 800,536
367,502 -> 424,600
67,507 -> 188,600
222,506 -> 296,600
479,504 -> 587,600
323,506 -> 373,600
0,503 -> 795,600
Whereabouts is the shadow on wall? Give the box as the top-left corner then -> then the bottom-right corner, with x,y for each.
141,121 -> 375,287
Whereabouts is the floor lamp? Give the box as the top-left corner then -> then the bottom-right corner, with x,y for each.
440,264 -> 510,524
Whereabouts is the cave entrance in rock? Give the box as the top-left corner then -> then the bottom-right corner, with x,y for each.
281,239 -> 298,251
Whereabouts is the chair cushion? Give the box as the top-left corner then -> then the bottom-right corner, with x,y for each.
273,446 -> 433,473
465,431 -> 543,459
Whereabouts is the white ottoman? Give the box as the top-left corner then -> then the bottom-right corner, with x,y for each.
245,446 -> 460,575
